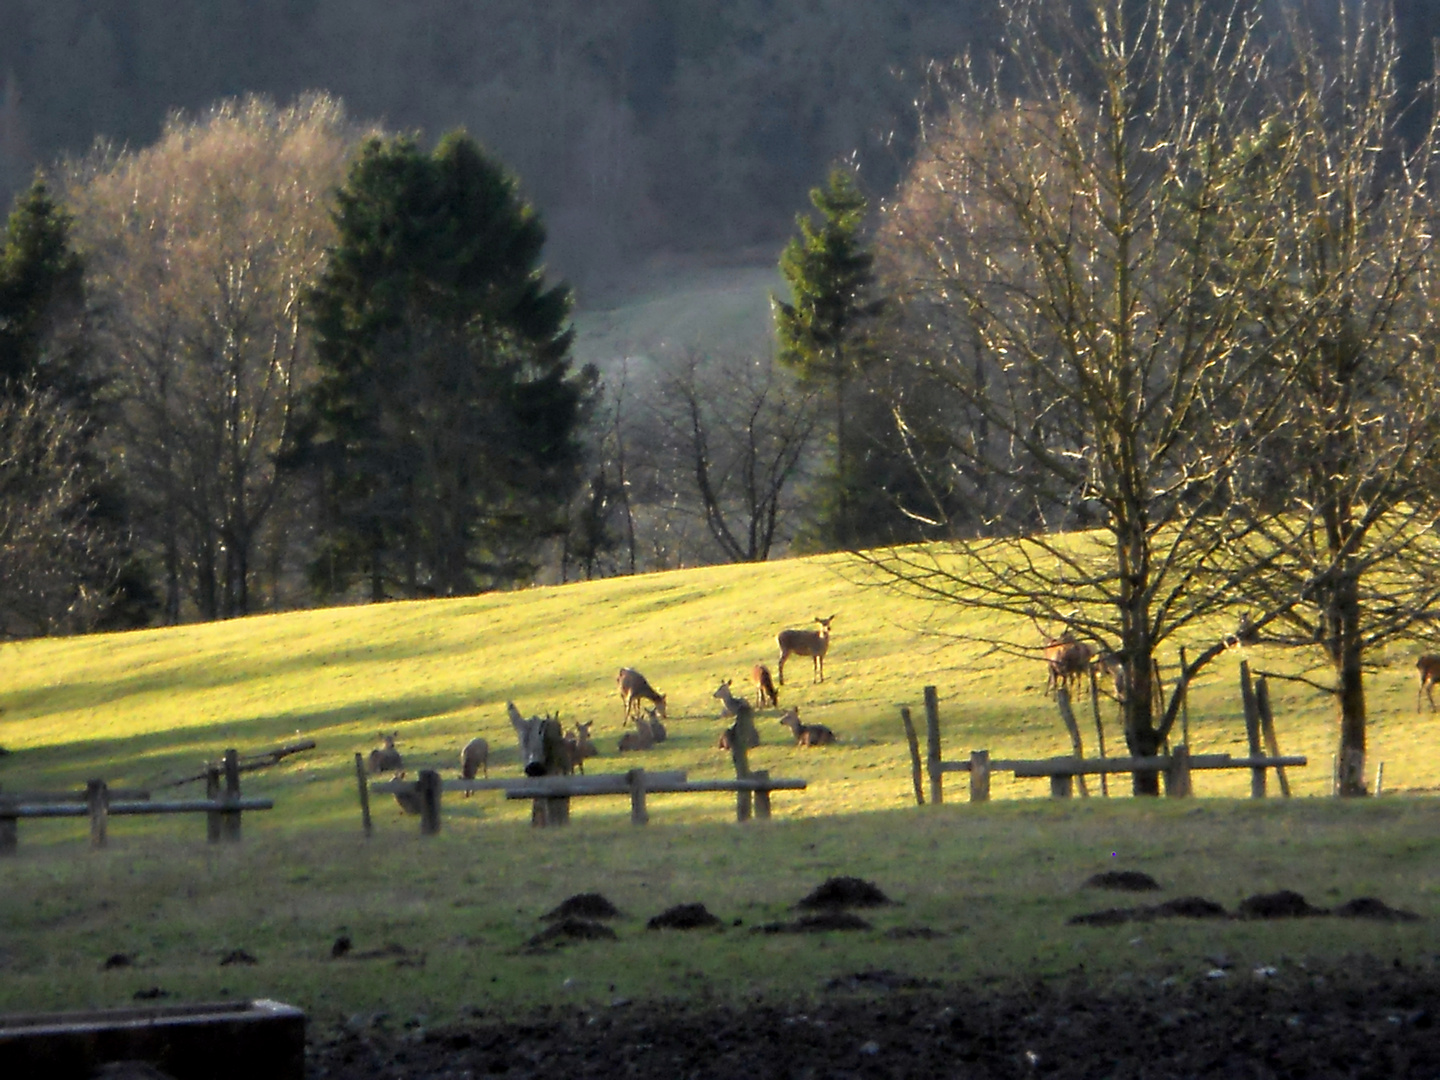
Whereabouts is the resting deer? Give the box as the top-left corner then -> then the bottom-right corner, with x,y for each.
367,733 -> 403,774
778,707 -> 835,747
753,663 -> 779,708
1043,634 -> 1093,696
618,714 -> 656,752
777,615 -> 835,685
643,706 -> 667,743
713,678 -> 747,718
459,737 -> 489,796
1418,655 -> 1440,712
617,667 -> 667,721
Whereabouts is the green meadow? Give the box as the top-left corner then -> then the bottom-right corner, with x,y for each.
1,550 -> 1439,1029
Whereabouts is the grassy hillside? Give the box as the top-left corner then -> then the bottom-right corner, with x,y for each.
2,548 -> 1440,1025
2,547 -> 1438,829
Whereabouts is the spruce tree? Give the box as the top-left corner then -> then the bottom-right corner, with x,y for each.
305,132 -> 595,598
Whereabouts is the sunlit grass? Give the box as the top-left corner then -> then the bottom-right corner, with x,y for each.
2,548 -> 1440,1024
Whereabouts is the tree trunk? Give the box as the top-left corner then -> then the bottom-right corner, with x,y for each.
1334,577 -> 1368,797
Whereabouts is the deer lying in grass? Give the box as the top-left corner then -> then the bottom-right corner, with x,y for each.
367,733 -> 403,774
1044,635 -> 1093,696
713,678 -> 747,718
1419,655 -> 1440,712
778,707 -> 835,746
776,615 -> 835,685
753,663 -> 779,708
565,721 -> 598,773
717,719 -> 760,751
618,713 -> 657,752
459,737 -> 489,796
617,667 -> 667,720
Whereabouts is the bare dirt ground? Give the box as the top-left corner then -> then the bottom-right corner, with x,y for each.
307,957 -> 1440,1080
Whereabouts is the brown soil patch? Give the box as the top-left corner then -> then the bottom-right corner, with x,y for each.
795,876 -> 893,910
646,903 -> 722,930
1084,870 -> 1161,892
524,918 -> 617,949
1336,897 -> 1422,922
542,893 -> 621,921
1238,890 -> 1329,918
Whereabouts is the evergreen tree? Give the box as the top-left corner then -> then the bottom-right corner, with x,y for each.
305,132 -> 595,598
0,176 -> 88,404
773,166 -> 882,549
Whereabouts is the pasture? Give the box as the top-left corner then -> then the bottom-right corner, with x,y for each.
2,550 -> 1440,1034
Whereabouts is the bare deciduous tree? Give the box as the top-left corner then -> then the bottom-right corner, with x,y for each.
67,94 -> 369,620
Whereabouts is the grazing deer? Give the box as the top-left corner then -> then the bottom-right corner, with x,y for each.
776,615 -> 835,685
617,667 -> 667,721
778,707 -> 836,747
1043,635 -> 1093,696
1418,655 -> 1440,712
753,663 -> 779,708
367,733 -> 403,774
459,737 -> 489,796
565,721 -> 598,773
618,714 -> 656,752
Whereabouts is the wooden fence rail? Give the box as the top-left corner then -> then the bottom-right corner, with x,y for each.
902,685 -> 1308,803
0,752 -> 273,855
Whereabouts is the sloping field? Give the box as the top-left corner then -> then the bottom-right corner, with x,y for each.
1,548 -> 1438,826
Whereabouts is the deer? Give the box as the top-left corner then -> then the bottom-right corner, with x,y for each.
643,705 -> 667,743
717,719 -> 761,751
778,706 -> 836,747
618,713 -> 656,752
617,667 -> 667,721
714,680 -> 760,751
776,615 -> 835,685
1043,634 -> 1093,697
366,733 -> 403,774
565,720 -> 598,773
459,737 -> 489,796
753,663 -> 779,708
1091,651 -> 1128,702
1418,655 -> 1440,712
713,678 -> 747,718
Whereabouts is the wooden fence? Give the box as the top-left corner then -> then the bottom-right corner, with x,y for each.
0,750 -> 273,855
901,677 -> 1306,804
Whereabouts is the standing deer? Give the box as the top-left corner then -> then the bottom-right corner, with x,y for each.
459,737 -> 489,796
1044,635 -> 1093,696
1418,655 -> 1440,711
778,707 -> 836,746
566,721 -> 598,773
753,663 -> 779,708
776,615 -> 836,685
617,668 -> 668,720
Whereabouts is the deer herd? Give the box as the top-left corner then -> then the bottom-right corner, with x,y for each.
363,614 -> 844,793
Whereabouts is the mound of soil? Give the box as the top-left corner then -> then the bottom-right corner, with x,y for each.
525,918 -> 617,948
1070,897 -> 1229,926
1085,870 -> 1161,892
823,969 -> 940,992
1238,890 -> 1328,918
218,949 -> 257,966
1151,896 -> 1228,919
884,926 -> 948,940
646,903 -> 722,930
308,958 -> 1440,1079
330,936 -> 352,959
101,953 -> 134,970
543,893 -> 622,921
757,911 -> 874,933
795,876 -> 893,910
1336,897 -> 1422,922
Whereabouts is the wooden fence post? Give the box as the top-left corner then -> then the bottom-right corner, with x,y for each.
753,770 -> 772,820
1055,688 -> 1089,796
0,810 -> 15,855
1254,677 -> 1291,797
1050,773 -> 1074,798
628,768 -> 649,825
205,767 -> 222,843
969,750 -> 990,803
418,770 -> 442,835
730,707 -> 755,822
1165,744 -> 1192,797
1178,646 -> 1192,748
86,779 -> 108,849
924,686 -> 943,805
221,749 -> 243,841
899,707 -> 925,806
354,753 -> 373,838
1239,661 -> 1266,798
1088,668 -> 1109,796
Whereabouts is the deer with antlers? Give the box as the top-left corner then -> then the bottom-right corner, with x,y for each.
776,615 -> 835,685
